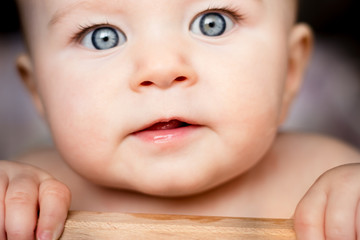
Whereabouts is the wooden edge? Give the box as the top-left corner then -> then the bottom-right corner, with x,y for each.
60,211 -> 296,240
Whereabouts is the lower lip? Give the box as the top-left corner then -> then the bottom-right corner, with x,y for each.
132,125 -> 199,144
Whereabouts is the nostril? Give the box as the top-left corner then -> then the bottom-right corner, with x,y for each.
140,76 -> 187,87
140,81 -> 153,86
175,76 -> 187,82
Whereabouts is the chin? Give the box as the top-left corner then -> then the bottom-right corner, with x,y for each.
127,170 -> 227,198
136,185 -> 209,198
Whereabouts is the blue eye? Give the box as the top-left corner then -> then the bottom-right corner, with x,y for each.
81,27 -> 126,50
190,12 -> 234,37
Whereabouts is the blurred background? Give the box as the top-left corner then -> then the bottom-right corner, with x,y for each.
0,0 -> 359,159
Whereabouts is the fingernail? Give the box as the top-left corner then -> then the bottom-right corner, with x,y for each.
37,230 -> 53,240
37,224 -> 64,240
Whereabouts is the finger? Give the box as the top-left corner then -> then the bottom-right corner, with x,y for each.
294,185 -> 327,240
5,175 -> 39,240
325,187 -> 357,240
36,178 -> 71,240
0,171 -> 8,240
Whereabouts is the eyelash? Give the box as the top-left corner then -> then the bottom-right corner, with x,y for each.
71,22 -> 112,43
71,6 -> 245,43
200,5 -> 245,23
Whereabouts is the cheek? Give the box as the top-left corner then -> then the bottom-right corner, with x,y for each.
36,60 -> 119,165
192,36 -> 289,161
198,40 -> 288,126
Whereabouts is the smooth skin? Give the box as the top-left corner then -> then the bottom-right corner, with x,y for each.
1,0 -> 359,239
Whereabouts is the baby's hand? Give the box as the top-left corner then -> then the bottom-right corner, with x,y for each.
294,163 -> 360,240
0,161 -> 71,240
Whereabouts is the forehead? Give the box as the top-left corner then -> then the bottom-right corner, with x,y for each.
19,0 -> 296,25
17,0 -> 297,46
19,0 -> 295,16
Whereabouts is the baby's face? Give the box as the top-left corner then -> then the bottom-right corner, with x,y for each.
19,0 -> 303,196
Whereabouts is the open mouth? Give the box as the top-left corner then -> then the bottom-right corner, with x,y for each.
132,119 -> 199,144
143,120 -> 191,132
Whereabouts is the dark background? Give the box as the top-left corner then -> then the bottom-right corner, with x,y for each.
0,1 -> 19,33
298,0 -> 359,41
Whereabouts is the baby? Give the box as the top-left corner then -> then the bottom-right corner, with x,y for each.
1,0 -> 360,239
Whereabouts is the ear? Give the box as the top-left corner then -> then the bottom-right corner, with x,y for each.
279,23 -> 313,124
16,54 -> 45,116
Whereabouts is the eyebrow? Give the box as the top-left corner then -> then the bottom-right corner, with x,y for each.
49,0 -> 106,27
49,0 -> 262,27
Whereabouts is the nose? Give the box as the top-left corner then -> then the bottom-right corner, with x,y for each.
129,40 -> 198,91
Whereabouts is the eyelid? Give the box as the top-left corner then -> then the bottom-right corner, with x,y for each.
193,6 -> 245,24
72,23 -> 120,43
189,6 -> 244,37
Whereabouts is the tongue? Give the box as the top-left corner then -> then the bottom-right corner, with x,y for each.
147,120 -> 187,131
